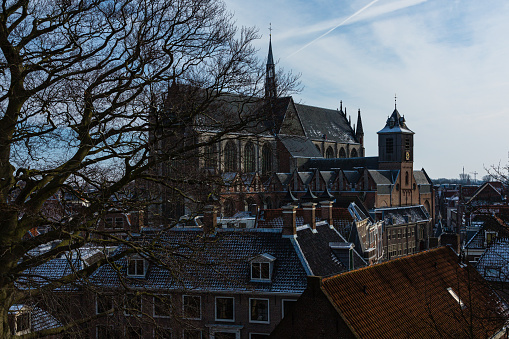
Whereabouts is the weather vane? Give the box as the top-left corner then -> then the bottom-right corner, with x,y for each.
269,23 -> 272,37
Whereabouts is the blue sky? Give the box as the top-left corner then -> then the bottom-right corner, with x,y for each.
224,0 -> 509,180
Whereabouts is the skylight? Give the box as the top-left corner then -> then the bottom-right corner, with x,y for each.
447,287 -> 466,309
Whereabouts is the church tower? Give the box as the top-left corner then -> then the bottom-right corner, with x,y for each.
378,102 -> 415,198
265,34 -> 277,98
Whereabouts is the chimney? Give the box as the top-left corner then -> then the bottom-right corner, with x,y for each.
307,276 -> 322,297
320,201 -> 333,226
282,205 -> 297,236
302,202 -> 317,230
203,205 -> 217,233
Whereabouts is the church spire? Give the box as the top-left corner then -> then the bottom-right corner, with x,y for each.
356,108 -> 364,141
265,24 -> 277,99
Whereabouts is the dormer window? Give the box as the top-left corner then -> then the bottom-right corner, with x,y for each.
485,231 -> 498,247
127,256 -> 147,278
249,253 -> 275,282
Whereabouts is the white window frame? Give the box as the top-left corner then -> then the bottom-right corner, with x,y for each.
182,295 -> 201,320
215,296 -> 235,322
249,298 -> 270,324
153,294 -> 171,318
249,253 -> 275,282
281,299 -> 297,319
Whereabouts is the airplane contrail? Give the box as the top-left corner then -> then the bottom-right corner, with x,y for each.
287,0 -> 380,58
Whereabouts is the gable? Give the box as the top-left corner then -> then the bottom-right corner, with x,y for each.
279,97 -> 306,136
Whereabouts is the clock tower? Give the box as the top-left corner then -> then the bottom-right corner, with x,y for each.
378,105 -> 416,204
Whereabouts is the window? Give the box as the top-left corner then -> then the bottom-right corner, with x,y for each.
96,294 -> 113,315
398,230 -> 401,239
338,147 -> 346,158
386,138 -> 393,154
282,299 -> 297,318
153,295 -> 171,318
97,325 -> 115,339
183,329 -> 202,339
155,327 -> 172,339
447,287 -> 466,309
127,257 -> 146,277
261,144 -> 272,175
405,138 -> 410,150
351,148 -> 358,158
115,217 -> 124,229
224,141 -> 237,172
15,311 -> 31,335
124,294 -> 142,316
249,298 -> 269,323
215,297 -> 234,321
405,172 -> 409,186
485,231 -> 498,246
105,217 -> 113,229
125,326 -> 141,339
485,267 -> 501,279
183,295 -> 201,320
244,142 -> 256,172
325,146 -> 334,158
251,262 -> 270,281
204,143 -> 217,169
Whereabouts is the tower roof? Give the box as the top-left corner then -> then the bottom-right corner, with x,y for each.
377,108 -> 414,134
355,109 -> 363,137
267,36 -> 274,66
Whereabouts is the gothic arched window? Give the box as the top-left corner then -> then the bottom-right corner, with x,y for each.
351,148 -> 358,158
339,147 -> 346,158
326,146 -> 334,158
405,171 -> 409,186
204,143 -> 217,169
224,141 -> 237,172
261,143 -> 272,175
244,142 -> 256,173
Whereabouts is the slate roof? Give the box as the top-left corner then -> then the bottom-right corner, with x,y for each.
295,223 -> 366,277
377,108 -> 414,134
92,228 -> 308,294
304,156 -> 379,171
294,103 -> 357,144
476,237 -> 509,282
375,205 -> 430,226
368,169 -> 397,185
413,170 -> 432,186
9,304 -> 62,332
321,247 -> 507,339
464,216 -> 509,250
343,170 -> 361,184
278,135 -> 322,158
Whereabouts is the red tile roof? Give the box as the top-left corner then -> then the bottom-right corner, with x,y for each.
321,247 -> 507,339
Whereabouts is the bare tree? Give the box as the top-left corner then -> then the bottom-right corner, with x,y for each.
0,0 -> 299,337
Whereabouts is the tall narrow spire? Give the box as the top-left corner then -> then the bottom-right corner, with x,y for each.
356,108 -> 364,146
265,24 -> 277,99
